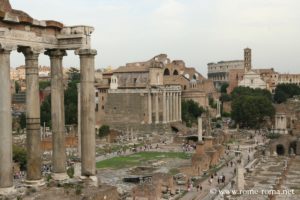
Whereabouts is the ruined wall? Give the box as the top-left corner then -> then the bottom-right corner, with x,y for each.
103,93 -> 147,125
115,72 -> 148,88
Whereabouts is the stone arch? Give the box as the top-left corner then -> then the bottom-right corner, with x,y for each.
164,68 -> 170,76
173,70 -> 179,75
276,144 -> 285,156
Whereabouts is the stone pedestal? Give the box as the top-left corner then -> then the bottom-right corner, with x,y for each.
80,176 -> 98,187
0,187 -> 16,196
52,173 -> 69,181
196,141 -> 205,155
0,48 -> 13,190
24,179 -> 45,187
76,49 -> 97,177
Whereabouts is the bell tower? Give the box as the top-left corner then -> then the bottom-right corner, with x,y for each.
244,48 -> 252,71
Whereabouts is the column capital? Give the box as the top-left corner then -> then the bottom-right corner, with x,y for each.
18,46 -> 43,60
45,49 -> 67,58
75,49 -> 97,56
0,43 -> 16,52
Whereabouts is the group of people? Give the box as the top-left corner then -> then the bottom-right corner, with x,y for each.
182,143 -> 196,152
209,173 -> 226,185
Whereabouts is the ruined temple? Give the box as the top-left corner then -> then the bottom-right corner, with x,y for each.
0,0 -> 97,194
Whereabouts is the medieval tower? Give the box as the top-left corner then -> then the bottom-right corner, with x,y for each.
244,48 -> 252,71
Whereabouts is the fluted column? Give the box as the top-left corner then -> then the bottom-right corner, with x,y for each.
20,47 -> 43,182
148,90 -> 152,124
179,92 -> 182,121
162,90 -> 166,123
155,93 -> 159,124
0,48 -> 13,189
45,50 -> 68,180
170,92 -> 173,122
76,49 -> 97,177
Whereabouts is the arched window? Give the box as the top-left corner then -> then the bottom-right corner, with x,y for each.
164,68 -> 170,76
173,70 -> 179,75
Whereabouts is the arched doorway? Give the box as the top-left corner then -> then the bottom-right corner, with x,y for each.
164,68 -> 170,76
173,70 -> 179,75
276,144 -> 285,156
289,141 -> 297,155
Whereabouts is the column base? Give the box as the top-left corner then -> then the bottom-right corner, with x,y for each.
0,186 -> 16,196
155,121 -> 159,124
52,173 -> 69,181
80,176 -> 98,187
24,179 -> 45,187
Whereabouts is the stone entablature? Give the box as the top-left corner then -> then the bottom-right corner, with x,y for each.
0,26 -> 93,51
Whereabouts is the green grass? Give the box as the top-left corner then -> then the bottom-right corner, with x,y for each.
96,151 -> 191,169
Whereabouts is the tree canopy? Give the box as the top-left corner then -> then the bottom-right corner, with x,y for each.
231,86 -> 272,102
274,83 -> 300,104
231,87 -> 275,129
182,100 -> 205,127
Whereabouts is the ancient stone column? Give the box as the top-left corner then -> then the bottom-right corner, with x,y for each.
172,92 -> 176,122
45,49 -> 68,180
216,99 -> 221,118
77,83 -> 81,158
198,117 -> 203,142
162,90 -> 166,124
20,47 -> 43,183
76,49 -> 97,177
148,90 -> 152,124
175,92 -> 178,121
179,92 -> 182,121
0,48 -> 13,190
166,92 -> 170,123
236,156 -> 245,190
170,92 -> 173,122
155,93 -> 159,124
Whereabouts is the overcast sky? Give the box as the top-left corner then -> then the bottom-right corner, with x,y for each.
10,0 -> 300,76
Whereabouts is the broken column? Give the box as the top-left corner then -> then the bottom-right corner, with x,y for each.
198,117 -> 203,142
236,155 -> 245,190
46,49 -> 68,180
0,47 -> 14,194
76,49 -> 97,180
